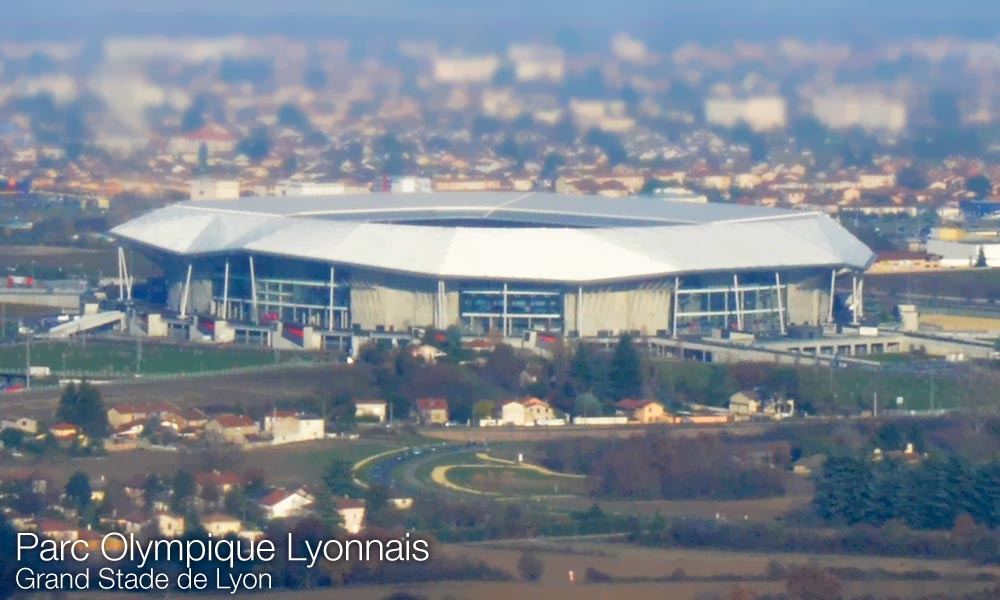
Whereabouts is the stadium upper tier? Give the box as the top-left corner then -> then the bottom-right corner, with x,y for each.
111,192 -> 875,283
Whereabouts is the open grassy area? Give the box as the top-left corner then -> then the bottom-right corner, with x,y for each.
0,338 -> 327,376
22,437 -> 402,487
446,465 -> 588,496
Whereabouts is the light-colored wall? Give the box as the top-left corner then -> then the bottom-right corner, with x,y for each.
565,280 -> 672,336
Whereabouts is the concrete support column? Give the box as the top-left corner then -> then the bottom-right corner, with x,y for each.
576,285 -> 584,336
732,273 -> 744,331
179,262 -> 193,318
221,259 -> 230,319
249,255 -> 259,325
775,271 -> 786,335
672,277 -> 680,338
328,266 -> 336,330
502,282 -> 509,337
828,269 -> 836,323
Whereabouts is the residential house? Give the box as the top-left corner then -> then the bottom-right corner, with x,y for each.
49,422 -> 80,440
0,416 -> 39,434
195,471 -> 241,495
259,488 -> 314,520
410,344 -> 445,363
500,397 -> 556,426
37,519 -> 80,542
868,251 -> 942,274
414,398 -> 449,425
201,514 -> 242,537
352,399 -> 388,423
333,496 -> 366,534
205,414 -> 258,444
107,401 -> 181,428
262,411 -> 325,444
167,124 -> 237,155
153,513 -> 185,538
616,399 -> 669,424
728,391 -> 760,418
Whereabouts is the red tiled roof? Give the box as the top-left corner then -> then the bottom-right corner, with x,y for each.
211,414 -> 255,429
616,399 -> 658,410
415,398 -> 448,411
260,488 -> 293,507
178,124 -> 236,142
332,496 -> 365,510
111,401 -> 180,416
38,519 -> 77,533
195,471 -> 240,489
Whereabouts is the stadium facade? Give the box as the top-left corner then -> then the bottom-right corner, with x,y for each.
110,192 -> 875,341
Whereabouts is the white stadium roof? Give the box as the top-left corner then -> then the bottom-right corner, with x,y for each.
111,192 -> 875,283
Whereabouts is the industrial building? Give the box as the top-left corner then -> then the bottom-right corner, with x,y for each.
109,192 -> 875,348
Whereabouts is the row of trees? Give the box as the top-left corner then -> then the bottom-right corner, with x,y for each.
541,433 -> 786,501
815,454 -> 1000,530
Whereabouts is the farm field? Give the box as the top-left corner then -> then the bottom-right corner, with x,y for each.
16,437 -> 401,487
89,541 -> 999,600
0,363 -> 343,419
0,338 -> 327,376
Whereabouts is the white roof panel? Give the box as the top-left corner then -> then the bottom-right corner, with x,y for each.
111,193 -> 874,282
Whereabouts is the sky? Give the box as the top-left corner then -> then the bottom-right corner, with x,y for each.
6,0 -> 1000,42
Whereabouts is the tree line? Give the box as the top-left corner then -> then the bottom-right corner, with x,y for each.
815,454 -> 1000,530
540,433 -> 787,501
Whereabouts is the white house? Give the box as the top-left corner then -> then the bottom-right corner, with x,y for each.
500,397 -> 556,426
259,488 -> 314,520
352,399 -> 388,423
333,497 -> 366,534
263,411 -> 325,445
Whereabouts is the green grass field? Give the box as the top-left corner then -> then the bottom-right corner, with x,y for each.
0,339 -> 327,376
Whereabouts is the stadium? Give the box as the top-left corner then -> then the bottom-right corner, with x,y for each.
110,192 -> 875,345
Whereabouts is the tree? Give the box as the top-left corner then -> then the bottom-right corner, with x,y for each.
313,488 -> 345,532
0,428 -> 24,449
609,333 -> 642,401
574,392 -> 602,417
277,103 -> 312,132
967,174 -> 992,198
976,246 -> 988,268
483,344 -> 525,392
516,551 -> 544,582
0,515 -> 20,600
896,166 -> 927,190
196,142 -> 209,174
180,104 -> 205,132
171,470 -> 197,514
322,459 -> 358,496
55,382 -> 109,438
473,400 -> 496,422
236,126 -> 271,161
65,471 -> 91,509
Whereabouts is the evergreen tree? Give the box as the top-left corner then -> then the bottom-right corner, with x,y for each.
65,471 -> 91,509
609,333 -> 643,401
313,488 -> 345,533
322,459 -> 358,497
171,470 -> 197,514
55,382 -> 109,438
0,515 -> 19,599
197,142 -> 209,174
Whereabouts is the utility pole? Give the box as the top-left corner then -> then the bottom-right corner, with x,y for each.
25,333 -> 31,390
930,372 -> 935,411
